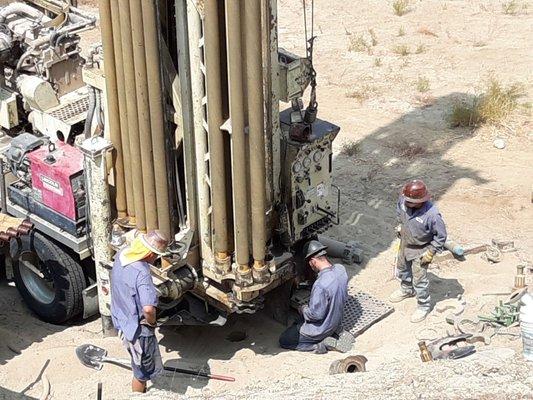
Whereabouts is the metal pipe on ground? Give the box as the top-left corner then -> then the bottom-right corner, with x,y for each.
129,0 -> 158,231
109,0 -> 135,222
204,0 -> 230,272
244,0 -> 268,282
225,0 -> 251,284
140,0 -> 172,239
97,0 -> 127,219
187,2 -> 212,263
118,0 -> 145,231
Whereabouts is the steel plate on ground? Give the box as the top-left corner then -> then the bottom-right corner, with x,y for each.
342,291 -> 394,338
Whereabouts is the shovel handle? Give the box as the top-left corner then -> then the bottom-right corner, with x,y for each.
163,366 -> 235,382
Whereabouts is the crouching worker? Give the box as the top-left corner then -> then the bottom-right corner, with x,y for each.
279,240 -> 351,354
111,230 -> 169,393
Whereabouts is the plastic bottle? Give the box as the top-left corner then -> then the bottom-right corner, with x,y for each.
519,293 -> 533,362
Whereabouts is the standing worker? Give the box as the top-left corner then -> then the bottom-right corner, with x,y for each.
279,240 -> 351,353
389,179 -> 447,323
111,230 -> 169,393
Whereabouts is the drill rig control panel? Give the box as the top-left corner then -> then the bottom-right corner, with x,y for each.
280,109 -> 340,243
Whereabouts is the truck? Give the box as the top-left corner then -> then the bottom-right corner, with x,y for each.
0,0 -> 359,334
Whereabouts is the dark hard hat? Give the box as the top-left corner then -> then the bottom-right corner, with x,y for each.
303,240 -> 328,261
402,179 -> 430,204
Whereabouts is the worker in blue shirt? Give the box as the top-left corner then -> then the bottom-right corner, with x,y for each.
279,240 -> 351,353
111,230 -> 169,393
389,179 -> 447,323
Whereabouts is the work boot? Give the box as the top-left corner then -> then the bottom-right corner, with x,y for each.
389,288 -> 415,303
410,307 -> 430,323
321,331 -> 355,353
313,342 -> 328,354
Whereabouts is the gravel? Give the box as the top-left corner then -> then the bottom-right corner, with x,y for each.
135,348 -> 532,400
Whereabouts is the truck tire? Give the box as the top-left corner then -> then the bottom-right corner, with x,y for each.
10,231 -> 85,324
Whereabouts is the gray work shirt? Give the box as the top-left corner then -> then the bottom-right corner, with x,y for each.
397,195 -> 447,261
300,264 -> 348,340
111,253 -> 158,342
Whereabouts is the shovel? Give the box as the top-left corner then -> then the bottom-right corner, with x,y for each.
76,344 -> 235,382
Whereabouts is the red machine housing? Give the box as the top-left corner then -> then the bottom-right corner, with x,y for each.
27,142 -> 84,221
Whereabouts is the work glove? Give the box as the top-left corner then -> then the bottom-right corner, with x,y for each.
140,318 -> 157,329
420,248 -> 435,265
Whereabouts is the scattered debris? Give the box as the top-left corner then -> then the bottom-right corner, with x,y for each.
329,355 -> 368,374
427,334 -> 476,360
416,327 -> 440,341
436,296 -> 466,317
418,341 -> 433,362
491,239 -> 515,253
493,138 -> 506,149
508,287 -> 528,304
482,245 -> 503,263
514,265 -> 527,289
479,301 -> 520,327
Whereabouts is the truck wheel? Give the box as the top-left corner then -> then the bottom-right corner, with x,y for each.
11,232 -> 85,324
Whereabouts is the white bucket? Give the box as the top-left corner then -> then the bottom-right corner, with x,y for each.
520,293 -> 533,362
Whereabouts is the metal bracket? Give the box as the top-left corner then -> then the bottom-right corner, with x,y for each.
78,136 -> 113,160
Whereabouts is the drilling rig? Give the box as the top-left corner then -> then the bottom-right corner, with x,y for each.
0,0 -> 359,333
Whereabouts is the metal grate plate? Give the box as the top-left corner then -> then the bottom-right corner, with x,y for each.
49,96 -> 89,124
342,291 -> 394,338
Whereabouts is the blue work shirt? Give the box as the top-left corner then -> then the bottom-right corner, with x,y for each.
111,253 -> 158,342
300,264 -> 348,340
397,195 -> 447,261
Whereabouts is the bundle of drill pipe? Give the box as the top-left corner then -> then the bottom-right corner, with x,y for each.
97,0 -> 170,237
0,214 -> 33,243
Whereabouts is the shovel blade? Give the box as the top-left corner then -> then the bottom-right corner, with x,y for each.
76,344 -> 108,371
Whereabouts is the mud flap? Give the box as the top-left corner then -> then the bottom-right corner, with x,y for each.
82,282 -> 99,319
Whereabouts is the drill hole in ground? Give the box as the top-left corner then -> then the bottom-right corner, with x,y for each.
226,331 -> 247,342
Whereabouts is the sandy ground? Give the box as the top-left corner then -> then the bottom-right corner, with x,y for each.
1,0 -> 533,399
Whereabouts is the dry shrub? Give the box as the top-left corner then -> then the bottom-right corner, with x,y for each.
398,26 -> 406,37
414,93 -> 436,108
416,76 -> 430,93
369,29 -> 378,46
393,0 -> 409,16
393,44 -> 410,56
348,35 -> 370,52
417,27 -> 438,37
341,141 -> 360,157
395,141 -> 427,158
374,57 -> 383,67
502,0 -> 520,14
345,84 -> 380,103
415,44 -> 426,54
348,30 -> 378,53
449,78 -> 524,127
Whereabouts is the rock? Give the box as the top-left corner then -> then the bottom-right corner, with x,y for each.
493,138 -> 506,149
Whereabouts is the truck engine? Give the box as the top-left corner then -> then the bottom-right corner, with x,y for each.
0,1 -> 95,144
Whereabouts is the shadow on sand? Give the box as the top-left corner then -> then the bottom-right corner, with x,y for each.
151,93 -> 479,394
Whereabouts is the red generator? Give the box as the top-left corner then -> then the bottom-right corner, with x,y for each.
7,137 -> 87,237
